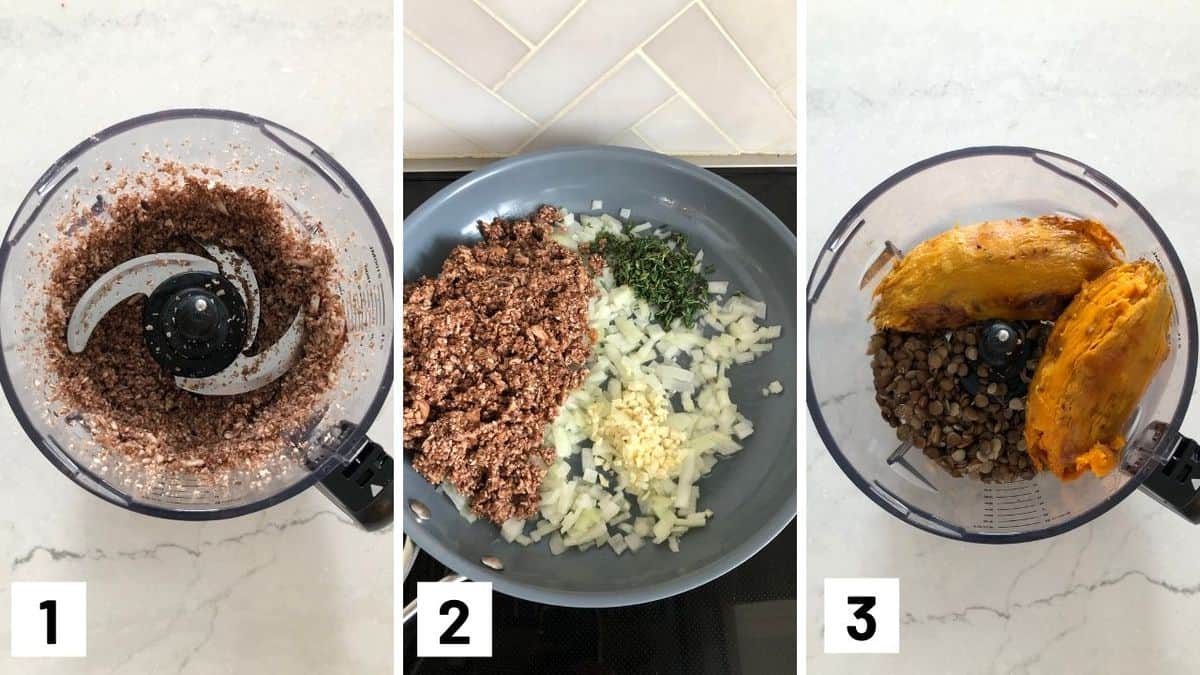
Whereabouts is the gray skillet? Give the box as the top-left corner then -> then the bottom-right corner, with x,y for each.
403,146 -> 796,607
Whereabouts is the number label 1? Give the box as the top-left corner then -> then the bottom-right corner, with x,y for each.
416,581 -> 492,657
10,582 -> 86,658
824,578 -> 900,654
38,600 -> 57,645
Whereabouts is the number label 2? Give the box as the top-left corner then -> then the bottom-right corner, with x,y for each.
438,600 -> 470,645
416,581 -> 492,657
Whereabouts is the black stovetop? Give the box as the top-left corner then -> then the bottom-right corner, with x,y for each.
402,166 -> 797,675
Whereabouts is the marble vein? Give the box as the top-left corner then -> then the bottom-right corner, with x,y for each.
905,569 -> 1200,626
816,388 -> 863,407
9,510 -> 365,572
1003,617 -> 1087,675
987,539 -> 1061,666
106,565 -> 206,674
175,554 -> 278,674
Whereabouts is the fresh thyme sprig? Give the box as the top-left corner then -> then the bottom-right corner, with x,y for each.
593,228 -> 711,327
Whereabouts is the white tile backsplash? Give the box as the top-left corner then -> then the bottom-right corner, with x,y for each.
406,0 -> 529,87
777,78 -> 798,116
635,96 -> 737,155
403,0 -> 796,159
525,55 -> 674,151
704,0 -> 796,90
645,5 -> 796,152
480,0 -> 580,44
404,102 -> 483,156
498,0 -> 690,124
403,34 -> 537,154
608,128 -> 655,151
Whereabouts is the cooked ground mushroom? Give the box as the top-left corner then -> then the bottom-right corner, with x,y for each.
404,205 -> 597,524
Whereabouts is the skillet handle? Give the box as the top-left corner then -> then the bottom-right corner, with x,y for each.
1139,434 -> 1200,523
402,573 -> 466,624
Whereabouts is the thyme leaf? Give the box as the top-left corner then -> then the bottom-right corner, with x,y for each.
593,229 -> 709,327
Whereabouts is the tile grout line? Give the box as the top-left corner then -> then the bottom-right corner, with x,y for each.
638,47 -> 745,153
627,127 -> 663,153
405,154 -> 798,167
633,96 -> 734,155
490,0 -> 591,90
629,93 -> 681,131
694,0 -> 797,122
405,152 -> 510,160
402,98 -> 487,155
510,49 -> 646,154
511,0 -> 700,153
470,0 -> 535,49
403,27 -> 540,129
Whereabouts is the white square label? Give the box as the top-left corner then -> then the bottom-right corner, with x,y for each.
416,581 -> 492,658
11,582 -> 87,658
823,578 -> 899,654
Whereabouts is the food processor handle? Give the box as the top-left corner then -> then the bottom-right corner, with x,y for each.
1139,434 -> 1200,523
316,438 -> 394,531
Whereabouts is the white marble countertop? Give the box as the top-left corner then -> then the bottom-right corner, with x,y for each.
809,1 -> 1200,672
0,1 -> 392,673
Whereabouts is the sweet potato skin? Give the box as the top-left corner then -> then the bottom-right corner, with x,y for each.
1024,260 -> 1173,480
871,216 -> 1123,331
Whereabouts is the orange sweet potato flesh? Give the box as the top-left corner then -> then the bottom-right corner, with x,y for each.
871,216 -> 1123,331
1025,260 -> 1173,480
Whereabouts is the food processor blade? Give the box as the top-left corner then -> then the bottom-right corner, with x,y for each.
68,242 -> 306,395
174,309 -> 304,395
199,242 -> 260,353
67,252 -> 219,352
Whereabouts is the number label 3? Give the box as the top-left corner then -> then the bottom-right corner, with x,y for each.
846,596 -> 877,641
824,578 -> 900,654
416,581 -> 493,658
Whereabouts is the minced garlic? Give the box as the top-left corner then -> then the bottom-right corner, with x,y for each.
587,381 -> 685,493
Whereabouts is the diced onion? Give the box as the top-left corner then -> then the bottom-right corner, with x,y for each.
500,518 -> 525,542
549,533 -> 566,555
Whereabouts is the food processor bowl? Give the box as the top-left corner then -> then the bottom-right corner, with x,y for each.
1,109 -> 393,527
807,146 -> 1198,542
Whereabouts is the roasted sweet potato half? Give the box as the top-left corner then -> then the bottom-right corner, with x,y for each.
1025,260 -> 1173,480
871,216 -> 1123,332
